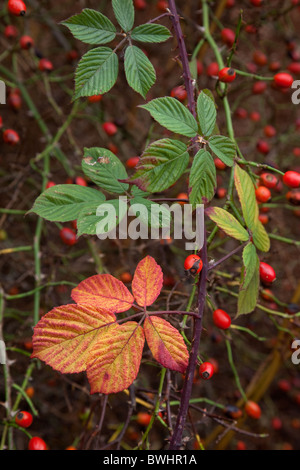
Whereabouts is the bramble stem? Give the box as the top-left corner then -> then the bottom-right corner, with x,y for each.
168,0 -> 196,118
167,0 -> 208,450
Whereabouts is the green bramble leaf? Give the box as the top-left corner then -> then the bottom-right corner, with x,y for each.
74,47 -> 118,99
140,97 -> 198,138
234,164 -> 259,231
237,254 -> 260,316
124,46 -> 156,99
188,149 -> 216,207
131,185 -> 150,198
123,139 -> 189,193
130,197 -> 171,229
208,135 -> 236,167
29,185 -> 105,222
77,199 -> 128,237
112,0 -> 134,32
82,147 -> 129,194
241,242 -> 259,290
61,9 -> 116,45
205,207 -> 249,242
197,91 -> 217,137
131,23 -> 171,43
234,165 -> 270,252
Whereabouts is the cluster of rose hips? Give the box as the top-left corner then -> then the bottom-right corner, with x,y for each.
5,0 -> 54,72
182,252 -> 277,420
254,169 -> 300,224
2,1 -> 56,146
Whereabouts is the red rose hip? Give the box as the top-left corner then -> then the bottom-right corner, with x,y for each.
283,171 -> 300,188
170,86 -> 187,101
15,411 -> 33,428
102,122 -> 117,136
221,28 -> 235,47
245,401 -> 261,419
60,228 -> 77,246
126,156 -> 140,168
212,309 -> 231,329
259,262 -> 276,284
4,25 -> 18,39
20,35 -> 34,49
28,436 -> 47,450
259,172 -> 278,189
218,67 -> 236,83
7,0 -> 26,16
39,58 -> 53,72
255,186 -> 271,202
184,254 -> 203,276
199,362 -> 214,380
3,129 -> 20,145
274,72 -> 294,88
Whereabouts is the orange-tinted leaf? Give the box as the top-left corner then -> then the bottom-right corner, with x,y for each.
132,256 -> 163,307
71,274 -> 134,313
144,316 -> 189,373
87,321 -> 144,394
31,304 -> 116,373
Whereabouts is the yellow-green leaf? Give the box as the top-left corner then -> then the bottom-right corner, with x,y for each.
234,164 -> 259,231
237,256 -> 260,316
205,206 -> 249,241
241,242 -> 259,290
252,220 -> 271,252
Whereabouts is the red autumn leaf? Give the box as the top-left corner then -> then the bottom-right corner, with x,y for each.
144,316 -> 189,373
31,304 -> 116,373
87,321 -> 145,394
132,255 -> 163,307
71,274 -> 134,313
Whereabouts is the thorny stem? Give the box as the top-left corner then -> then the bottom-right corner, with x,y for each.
167,0 -> 207,450
168,0 -> 196,118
